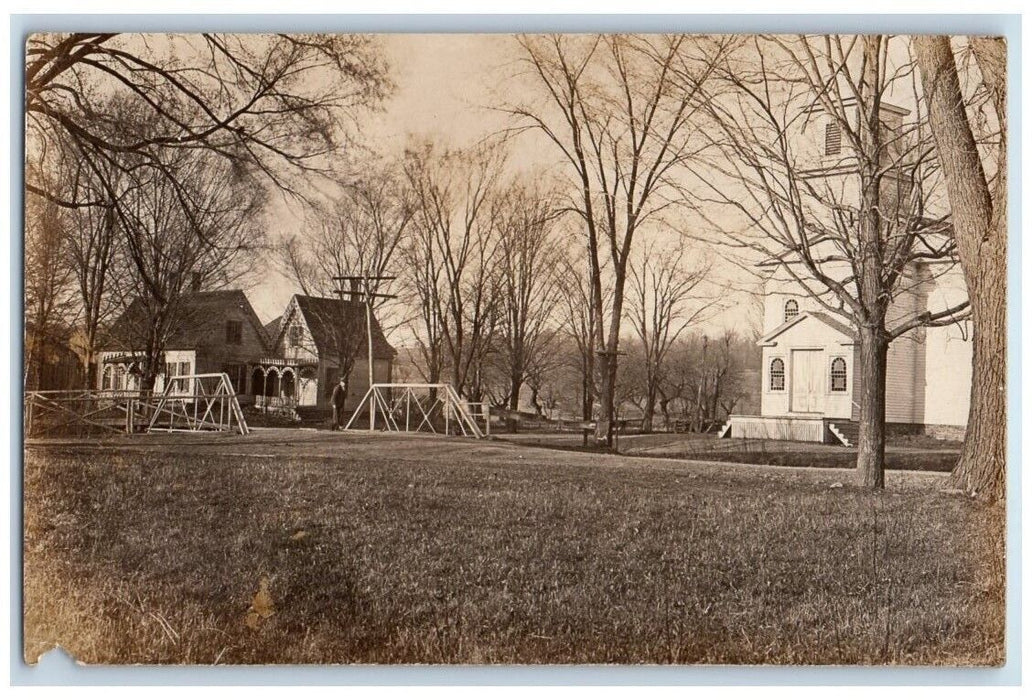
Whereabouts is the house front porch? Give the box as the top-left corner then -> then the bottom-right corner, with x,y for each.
249,357 -> 319,412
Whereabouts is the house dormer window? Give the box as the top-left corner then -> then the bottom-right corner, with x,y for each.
770,357 -> 785,391
824,120 -> 842,156
289,325 -> 302,348
784,299 -> 799,323
830,357 -> 848,392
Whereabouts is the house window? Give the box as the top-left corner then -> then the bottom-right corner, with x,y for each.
830,357 -> 848,392
289,325 -> 302,348
226,320 -> 243,345
769,358 -> 785,391
824,120 -> 842,156
784,299 -> 799,322
171,361 -> 192,393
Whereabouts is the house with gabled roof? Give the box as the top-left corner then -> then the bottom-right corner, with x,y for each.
97,289 -> 396,414
97,289 -> 271,398
257,294 -> 395,411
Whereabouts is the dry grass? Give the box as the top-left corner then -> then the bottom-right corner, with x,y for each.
504,432 -> 961,472
23,433 -> 1004,665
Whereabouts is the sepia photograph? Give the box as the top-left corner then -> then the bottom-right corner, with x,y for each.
20,27 -> 1008,668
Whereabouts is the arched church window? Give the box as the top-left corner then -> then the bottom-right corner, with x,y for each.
784,299 -> 799,322
830,357 -> 848,392
770,358 -> 785,391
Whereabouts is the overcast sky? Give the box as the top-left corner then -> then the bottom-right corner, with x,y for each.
249,34 -> 532,325
248,34 -> 765,340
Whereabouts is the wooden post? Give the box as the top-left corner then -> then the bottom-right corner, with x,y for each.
366,276 -> 376,432
370,385 -> 377,433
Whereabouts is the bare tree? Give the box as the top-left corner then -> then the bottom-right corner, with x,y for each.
614,340 -> 649,424
24,167 -> 76,390
554,247 -> 605,428
912,36 -> 1006,500
402,140 -> 504,398
63,149 -> 129,388
399,221 -> 446,385
26,33 -> 392,208
626,239 -> 714,432
509,34 -> 731,446
658,330 -> 758,432
696,35 -> 969,487
493,179 -> 565,416
281,167 -> 413,400
113,149 -> 261,392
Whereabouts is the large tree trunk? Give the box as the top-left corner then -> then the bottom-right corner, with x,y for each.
507,373 -> 521,433
856,327 -> 889,488
641,385 -> 656,434
581,349 -> 594,423
913,36 -> 1007,500
579,349 -> 594,446
956,252 -> 1007,498
82,348 -> 96,390
854,36 -> 889,488
594,258 -> 628,448
508,374 -> 521,411
595,351 -> 617,447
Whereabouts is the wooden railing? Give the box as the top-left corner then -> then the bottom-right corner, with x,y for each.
25,373 -> 249,438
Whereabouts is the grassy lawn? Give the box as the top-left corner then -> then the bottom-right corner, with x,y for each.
503,432 -> 962,472
23,432 -> 1003,665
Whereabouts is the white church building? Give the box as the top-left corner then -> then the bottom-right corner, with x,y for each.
723,98 -> 972,446
725,265 -> 971,446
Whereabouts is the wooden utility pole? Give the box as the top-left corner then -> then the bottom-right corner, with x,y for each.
333,274 -> 396,432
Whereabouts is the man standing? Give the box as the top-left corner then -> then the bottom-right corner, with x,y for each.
331,376 -> 348,430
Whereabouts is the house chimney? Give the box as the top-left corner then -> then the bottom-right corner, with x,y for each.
190,271 -> 202,293
349,278 -> 362,302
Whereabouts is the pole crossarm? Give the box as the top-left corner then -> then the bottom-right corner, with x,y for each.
333,290 -> 397,299
332,275 -> 397,281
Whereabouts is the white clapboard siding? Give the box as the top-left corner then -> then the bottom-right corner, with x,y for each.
730,415 -> 825,443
